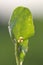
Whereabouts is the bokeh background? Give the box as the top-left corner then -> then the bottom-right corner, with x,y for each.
0,0 -> 43,65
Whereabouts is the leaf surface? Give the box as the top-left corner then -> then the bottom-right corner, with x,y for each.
10,7 -> 35,40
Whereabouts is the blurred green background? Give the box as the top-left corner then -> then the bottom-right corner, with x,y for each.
0,17 -> 43,65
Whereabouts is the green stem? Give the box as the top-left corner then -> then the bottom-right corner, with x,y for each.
15,42 -> 23,65
15,43 -> 19,65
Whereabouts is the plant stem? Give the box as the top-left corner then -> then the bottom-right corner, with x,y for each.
15,42 -> 23,65
15,42 -> 19,65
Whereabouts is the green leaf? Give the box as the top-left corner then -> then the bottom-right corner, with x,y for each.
9,6 -> 35,40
